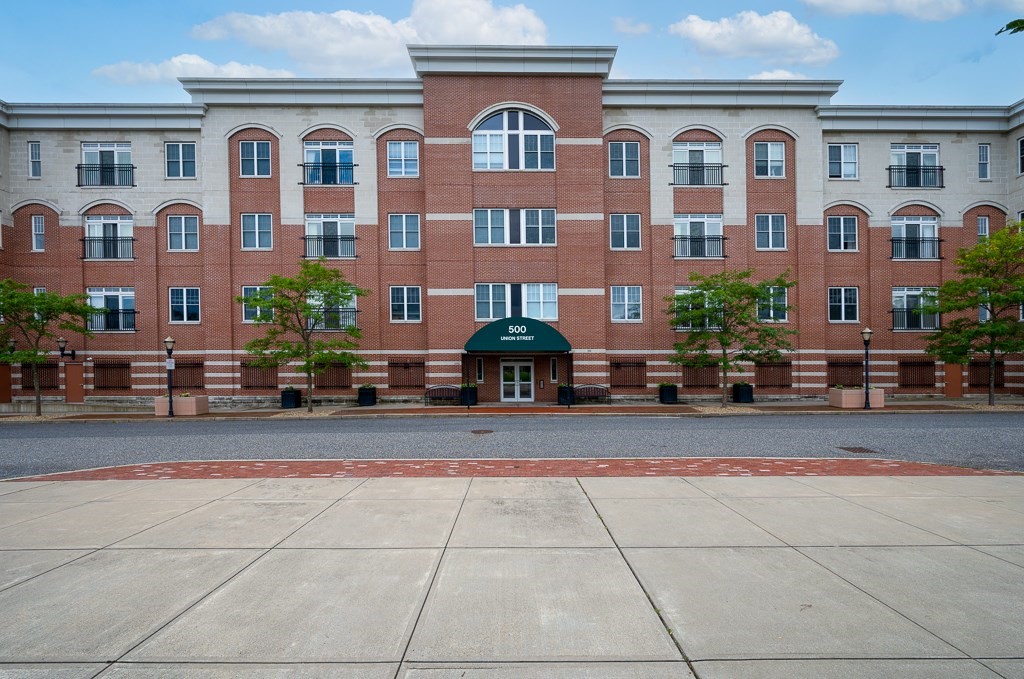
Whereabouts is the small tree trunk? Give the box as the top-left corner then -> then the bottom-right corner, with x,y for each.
988,345 -> 997,407
720,351 -> 728,408
33,363 -> 42,417
306,370 -> 314,413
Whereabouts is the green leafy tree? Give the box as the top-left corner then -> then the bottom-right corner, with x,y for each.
922,222 -> 1024,406
996,19 -> 1024,35
0,280 -> 96,416
236,259 -> 368,412
668,269 -> 797,407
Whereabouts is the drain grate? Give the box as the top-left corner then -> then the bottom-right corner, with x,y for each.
838,446 -> 882,455
471,429 -> 494,435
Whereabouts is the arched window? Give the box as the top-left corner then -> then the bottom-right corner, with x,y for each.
472,110 -> 554,170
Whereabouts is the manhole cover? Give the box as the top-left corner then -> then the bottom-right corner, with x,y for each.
838,446 -> 881,455
471,429 -> 494,435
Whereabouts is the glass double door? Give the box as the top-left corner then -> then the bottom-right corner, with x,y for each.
501,361 -> 534,402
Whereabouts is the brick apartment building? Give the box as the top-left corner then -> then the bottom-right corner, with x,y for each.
1,44 -> 1022,404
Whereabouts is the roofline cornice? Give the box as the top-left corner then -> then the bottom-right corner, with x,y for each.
408,44 -> 616,77
179,78 -> 424,106
818,105 -> 1013,132
1,103 -> 205,130
602,79 -> 843,107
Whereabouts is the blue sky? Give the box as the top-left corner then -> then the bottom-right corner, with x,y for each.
2,0 -> 1023,106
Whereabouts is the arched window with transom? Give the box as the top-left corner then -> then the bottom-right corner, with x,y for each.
472,110 -> 555,171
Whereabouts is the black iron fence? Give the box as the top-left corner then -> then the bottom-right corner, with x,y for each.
887,165 -> 944,188
673,235 -> 724,258
891,238 -> 940,260
77,164 -> 135,187
303,235 -> 356,258
670,163 -> 724,186
88,309 -> 137,332
82,237 -> 135,259
301,163 -> 355,185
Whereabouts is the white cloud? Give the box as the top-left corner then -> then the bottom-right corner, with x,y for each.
93,54 -> 294,84
613,17 -> 651,36
668,11 -> 839,66
749,69 -> 809,79
801,0 -> 966,20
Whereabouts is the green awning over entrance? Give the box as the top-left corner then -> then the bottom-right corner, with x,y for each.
464,317 -> 571,353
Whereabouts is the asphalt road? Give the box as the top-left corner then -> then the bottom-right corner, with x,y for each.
1,412 -> 1022,479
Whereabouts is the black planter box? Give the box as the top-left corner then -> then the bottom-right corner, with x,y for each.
557,385 -> 575,405
357,386 -> 377,407
732,383 -> 754,403
280,389 -> 302,409
658,384 -> 678,404
460,386 -> 478,406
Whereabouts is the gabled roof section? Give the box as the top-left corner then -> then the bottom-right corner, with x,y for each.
603,80 -> 842,108
818,105 -> 1012,132
0,103 -> 204,130
408,44 -> 616,77
180,78 -> 423,106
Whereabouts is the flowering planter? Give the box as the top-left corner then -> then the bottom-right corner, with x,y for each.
154,395 -> 208,416
829,388 -> 884,409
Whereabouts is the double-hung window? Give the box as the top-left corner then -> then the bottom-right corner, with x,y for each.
31,215 -> 45,252
390,286 -> 422,322
169,287 -> 200,323
609,141 -> 640,178
611,285 -> 642,322
1018,138 -> 1024,175
168,215 -> 199,251
241,286 -> 272,322
241,213 -> 273,250
84,215 -> 134,259
472,110 -> 554,170
890,144 -> 940,187
892,287 -> 938,330
827,216 -> 858,251
978,216 -> 990,241
758,286 -> 788,322
979,288 -> 991,323
610,214 -> 641,250
87,287 -> 135,331
674,214 -> 723,258
754,142 -> 784,178
28,142 -> 41,178
304,140 -> 353,184
388,214 -> 420,250
80,142 -> 132,187
474,283 -> 557,321
755,214 -> 786,250
673,287 -> 722,330
304,214 -> 354,258
827,143 -> 858,179
978,143 -> 990,180
240,140 -> 271,177
474,209 -> 555,245
672,142 -> 723,185
387,141 -> 419,177
891,216 -> 938,259
165,142 -> 196,178
828,287 -> 859,322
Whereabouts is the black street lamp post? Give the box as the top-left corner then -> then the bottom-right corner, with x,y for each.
861,327 -> 873,410
164,336 -> 175,418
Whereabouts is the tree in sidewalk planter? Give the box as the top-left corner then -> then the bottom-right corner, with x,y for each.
921,221 -> 1024,406
0,280 -> 96,416
667,269 -> 797,407
236,259 -> 369,413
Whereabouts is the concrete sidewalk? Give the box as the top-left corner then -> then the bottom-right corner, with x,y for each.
0,475 -> 1022,677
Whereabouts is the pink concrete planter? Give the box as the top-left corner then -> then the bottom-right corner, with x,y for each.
829,388 -> 884,409
154,395 -> 209,416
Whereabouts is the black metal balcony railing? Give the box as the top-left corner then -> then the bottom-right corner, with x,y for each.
301,163 -> 355,185
887,165 -> 944,188
303,235 -> 356,258
76,164 -> 136,187
88,309 -> 137,332
670,163 -> 725,186
309,307 -> 358,331
891,237 -> 940,260
892,308 -> 940,331
673,235 -> 725,258
82,237 -> 135,260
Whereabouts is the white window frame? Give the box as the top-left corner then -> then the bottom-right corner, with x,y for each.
387,141 -> 419,178
758,286 -> 788,322
978,143 -> 990,180
167,215 -> 199,252
754,141 -> 784,178
890,144 -> 940,187
240,140 -> 271,178
827,143 -> 858,179
827,216 -> 858,252
474,283 -> 557,321
31,215 -> 45,252
673,286 -> 722,331
524,283 -> 558,320
81,142 -> 132,187
304,213 -> 354,258
672,142 -> 723,185
755,214 -> 787,250
169,287 -> 201,324
828,287 -> 859,323
892,287 -> 939,331
673,214 -> 723,258
241,285 -> 272,323
241,213 -> 273,250
610,214 -> 641,250
165,142 -> 197,179
28,142 -> 41,179
610,285 -> 642,322
388,214 -> 420,250
474,208 -> 556,246
609,141 -> 640,178
549,357 -> 557,383
891,216 -> 939,259
477,357 -> 485,383
978,215 -> 990,240
390,286 -> 422,323
84,215 -> 134,260
472,110 -> 555,171
86,287 -> 135,331
475,283 -> 508,321
303,140 -> 353,184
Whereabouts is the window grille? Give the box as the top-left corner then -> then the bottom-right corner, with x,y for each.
827,359 -> 864,387
94,361 -> 132,390
898,360 -> 936,387
610,361 -> 646,388
388,361 -> 425,388
173,360 -> 204,389
968,360 -> 1005,388
315,363 -> 353,389
681,365 -> 718,388
755,361 -> 793,388
241,360 -> 277,389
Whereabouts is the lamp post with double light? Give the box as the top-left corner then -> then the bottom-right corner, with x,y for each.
861,327 -> 873,410
164,337 -> 175,418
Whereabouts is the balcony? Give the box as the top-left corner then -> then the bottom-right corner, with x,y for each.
301,163 -> 355,186
673,235 -> 725,258
88,309 -> 137,332
309,307 -> 358,331
670,163 -> 725,186
887,165 -> 944,188
892,308 -> 939,331
891,237 -> 940,260
82,237 -> 135,260
303,235 -> 356,259
76,164 -> 135,187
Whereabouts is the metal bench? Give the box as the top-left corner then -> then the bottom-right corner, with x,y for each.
424,384 -> 461,406
573,384 -> 611,404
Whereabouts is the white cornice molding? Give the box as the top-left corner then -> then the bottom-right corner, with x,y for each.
818,105 -> 1011,132
603,80 -> 842,108
408,44 -> 616,78
179,78 -> 423,106
0,103 -> 204,130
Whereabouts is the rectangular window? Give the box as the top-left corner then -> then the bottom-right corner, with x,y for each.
827,143 -> 858,179
827,216 -> 858,251
86,287 -> 136,331
169,287 -> 201,323
240,140 -> 271,177
671,142 -> 723,185
673,286 -> 722,331
610,214 -> 641,250
550,357 -> 558,383
28,142 -> 41,178
525,283 -> 557,320
609,141 -> 640,178
477,357 -> 485,383
31,215 -> 45,251
241,213 -> 273,250
978,216 -> 990,241
475,283 -> 557,321
673,214 -> 724,258
390,286 -> 422,322
980,289 -> 991,323
891,216 -> 939,259
387,141 -> 419,177
241,286 -> 272,322
892,287 -> 938,330
304,214 -> 354,258
474,208 -> 555,245
304,140 -> 353,184
167,215 -> 199,251
611,285 -> 642,322
1019,138 -> 1024,175
755,214 -> 787,250
754,141 -> 784,178
978,143 -> 990,180
890,144 -> 940,187
166,142 -> 197,178
757,286 -> 788,322
80,142 -> 133,187
828,287 -> 859,322
388,214 -> 420,250
472,133 -> 504,170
